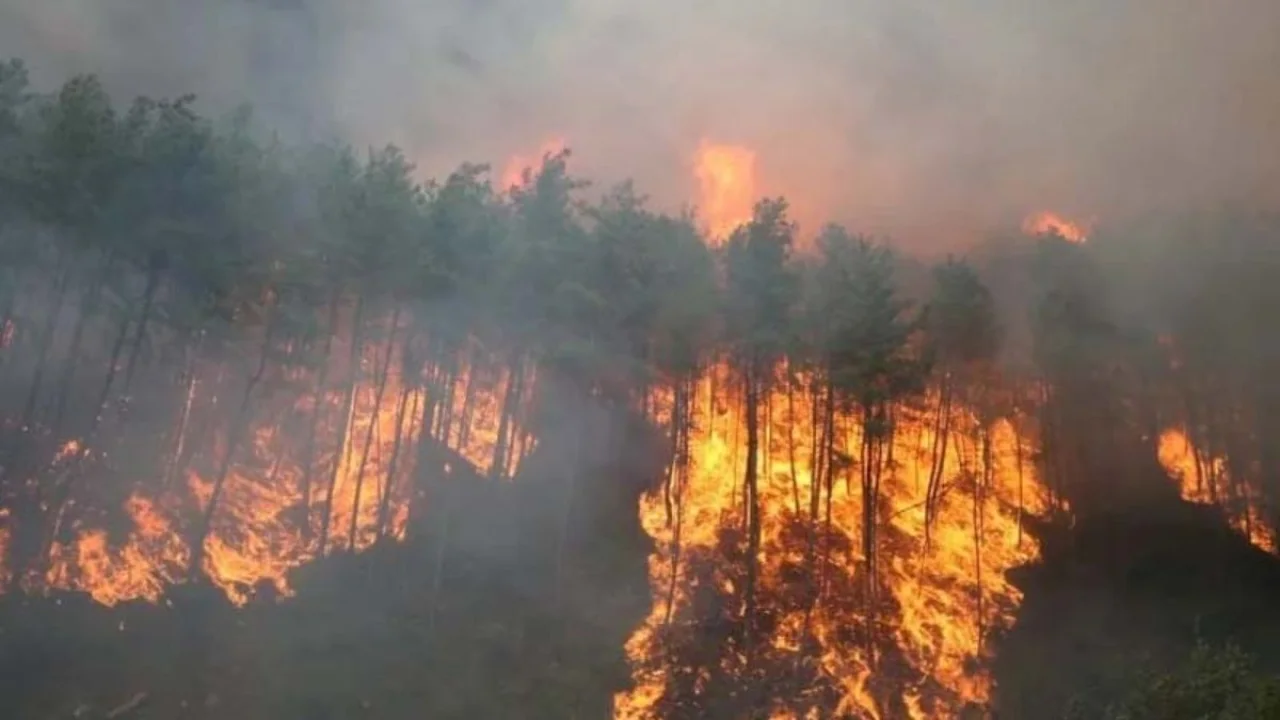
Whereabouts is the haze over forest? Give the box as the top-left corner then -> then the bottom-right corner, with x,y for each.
4,0 -> 1279,246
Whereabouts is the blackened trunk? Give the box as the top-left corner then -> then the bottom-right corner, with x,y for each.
20,264 -> 73,429
490,351 -> 523,480
188,302 -> 277,580
924,379 -> 953,548
298,293 -> 341,540
318,294 -> 364,557
120,251 -> 167,400
743,365 -> 762,649
51,255 -> 113,438
376,382 -> 416,541
348,305 -> 401,552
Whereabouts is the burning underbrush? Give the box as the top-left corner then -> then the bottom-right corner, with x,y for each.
6,344 -> 1272,719
31,337 -> 515,607
619,364 -> 1045,719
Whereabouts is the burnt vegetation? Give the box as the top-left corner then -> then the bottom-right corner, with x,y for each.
0,59 -> 1279,719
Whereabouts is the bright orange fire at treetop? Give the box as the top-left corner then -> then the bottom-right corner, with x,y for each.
694,141 -> 758,242
500,136 -> 568,190
1022,211 -> 1089,243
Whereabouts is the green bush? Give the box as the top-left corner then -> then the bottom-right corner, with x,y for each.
1072,643 -> 1280,720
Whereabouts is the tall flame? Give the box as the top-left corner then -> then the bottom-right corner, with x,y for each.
1158,428 -> 1277,553
694,141 -> 758,243
1022,211 -> 1089,243
41,341 -> 516,606
617,364 -> 1045,718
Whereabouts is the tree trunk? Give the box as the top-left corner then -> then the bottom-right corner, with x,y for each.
376,381 -> 417,541
51,254 -> 112,437
318,294 -> 364,557
861,404 -> 877,600
490,351 -> 524,480
974,421 -> 992,652
787,374 -> 800,515
120,252 -> 166,400
925,379 -> 954,548
188,300 -> 277,580
348,305 -> 401,552
1014,413 -> 1025,547
164,331 -> 203,489
298,293 -> 341,540
554,412 -> 586,604
20,262 -> 73,430
455,347 -> 482,451
743,364 -> 762,649
88,305 -> 133,437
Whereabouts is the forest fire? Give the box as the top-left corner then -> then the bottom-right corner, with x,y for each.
500,136 -> 568,190
1022,211 -> 1089,243
39,350 -> 515,606
694,141 -> 758,242
6,55 -> 1280,717
617,365 -> 1044,718
1158,429 -> 1277,553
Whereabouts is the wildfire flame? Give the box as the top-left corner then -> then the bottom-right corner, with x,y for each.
41,341 -> 515,607
500,136 -> 569,190
694,141 -> 758,243
13,141 -> 1076,718
1158,428 -> 1277,553
1022,211 -> 1089,243
616,364 -> 1045,718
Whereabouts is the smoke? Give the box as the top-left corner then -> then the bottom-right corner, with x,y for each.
2,0 -> 1279,249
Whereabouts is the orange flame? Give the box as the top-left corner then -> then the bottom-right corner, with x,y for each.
694,141 -> 757,243
617,363 -> 1045,718
500,137 -> 568,191
42,336 -> 518,606
1158,428 -> 1276,553
1022,211 -> 1089,243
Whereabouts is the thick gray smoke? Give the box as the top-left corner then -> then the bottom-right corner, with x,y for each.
3,0 -> 1278,249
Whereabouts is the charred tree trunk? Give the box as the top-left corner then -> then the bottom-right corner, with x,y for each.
188,300 -> 277,580
88,304 -> 134,437
743,362 -> 762,649
925,378 -> 954,548
860,403 -> 878,600
120,250 -> 167,401
489,350 -> 524,480
974,420 -> 992,651
554,411 -> 586,604
348,305 -> 401,552
298,293 -> 341,541
51,254 -> 113,438
455,345 -> 483,451
787,373 -> 800,515
318,293 -> 365,557
163,330 -> 203,489
20,261 -> 73,430
376,381 -> 416,541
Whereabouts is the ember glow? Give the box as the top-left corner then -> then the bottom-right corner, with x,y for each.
694,141 -> 758,242
1022,211 -> 1089,243
500,137 -> 569,191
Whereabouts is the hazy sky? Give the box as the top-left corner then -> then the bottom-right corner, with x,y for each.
2,0 -> 1278,250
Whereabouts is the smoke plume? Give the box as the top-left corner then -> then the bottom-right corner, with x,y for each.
3,0 -> 1278,248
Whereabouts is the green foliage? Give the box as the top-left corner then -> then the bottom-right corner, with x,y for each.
809,224 -> 924,412
1067,643 -> 1280,720
723,197 -> 796,374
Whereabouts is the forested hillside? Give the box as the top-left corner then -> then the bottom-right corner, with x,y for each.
1,58 -> 1280,719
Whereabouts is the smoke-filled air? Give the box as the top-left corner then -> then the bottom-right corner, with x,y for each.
1,1 -> 1280,718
